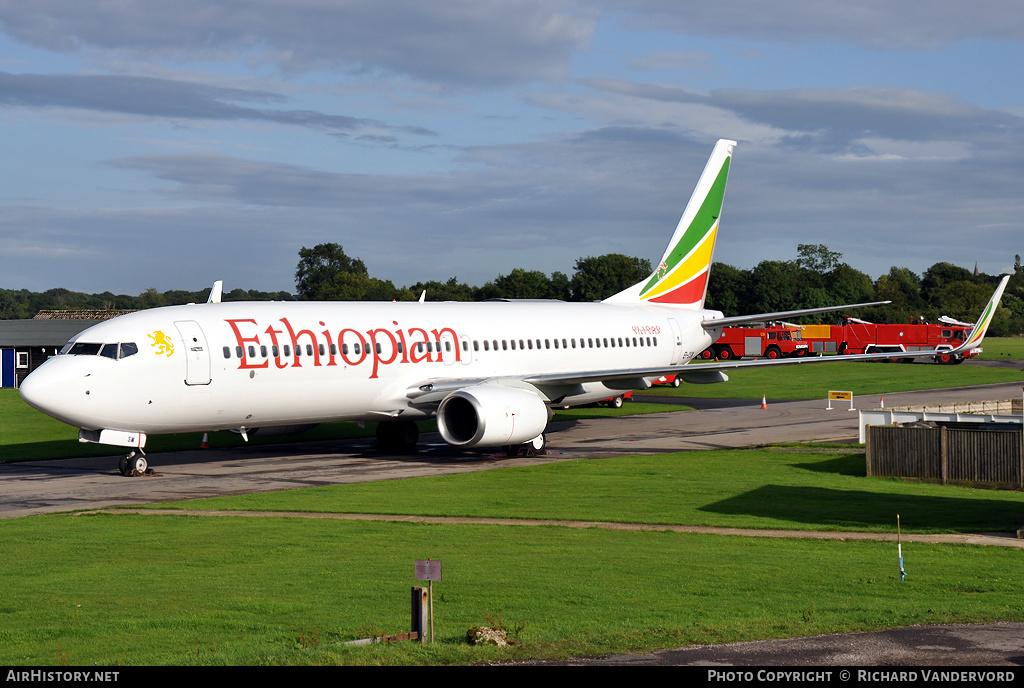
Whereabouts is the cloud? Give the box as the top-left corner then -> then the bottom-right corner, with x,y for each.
605,0 -> 1024,50
0,71 -> 435,136
0,0 -> 595,86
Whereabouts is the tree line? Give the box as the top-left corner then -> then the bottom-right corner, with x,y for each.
3,242 -> 1023,336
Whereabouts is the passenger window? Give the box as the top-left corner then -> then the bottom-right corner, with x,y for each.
273,345 -> 280,357
484,340 -> 490,351
248,345 -> 256,358
235,346 -> 243,358
223,346 -> 231,359
260,346 -> 268,357
100,343 -> 118,359
284,345 -> 291,357
307,344 -> 314,357
319,344 -> 325,356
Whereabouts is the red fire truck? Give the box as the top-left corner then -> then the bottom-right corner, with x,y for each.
795,319 -> 978,364
697,325 -> 809,360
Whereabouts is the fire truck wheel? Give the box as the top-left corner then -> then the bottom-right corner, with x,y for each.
699,349 -> 714,360
838,343 -> 848,355
936,353 -> 953,364
717,347 -> 732,360
764,347 -> 781,360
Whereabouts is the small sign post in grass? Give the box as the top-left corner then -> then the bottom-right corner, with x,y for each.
415,559 -> 442,643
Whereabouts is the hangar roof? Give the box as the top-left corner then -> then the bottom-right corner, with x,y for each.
0,320 -> 104,348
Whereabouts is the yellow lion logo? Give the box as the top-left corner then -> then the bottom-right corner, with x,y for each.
148,330 -> 175,357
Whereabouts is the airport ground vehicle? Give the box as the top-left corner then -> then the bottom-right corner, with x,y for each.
797,320 -> 978,363
698,325 -> 809,360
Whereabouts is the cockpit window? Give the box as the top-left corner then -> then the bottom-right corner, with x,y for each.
68,342 -> 102,356
61,341 -> 139,359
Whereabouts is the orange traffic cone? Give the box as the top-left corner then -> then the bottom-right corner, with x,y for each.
880,396 -> 885,409
760,394 -> 768,410
201,432 -> 210,449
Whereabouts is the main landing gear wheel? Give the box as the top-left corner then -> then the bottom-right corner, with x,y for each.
120,450 -> 148,476
375,420 -> 420,452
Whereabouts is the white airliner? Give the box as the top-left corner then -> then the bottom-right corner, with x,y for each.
19,140 -> 1010,476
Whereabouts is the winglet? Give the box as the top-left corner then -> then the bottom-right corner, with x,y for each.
605,139 -> 735,308
947,274 -> 1010,355
207,280 -> 223,304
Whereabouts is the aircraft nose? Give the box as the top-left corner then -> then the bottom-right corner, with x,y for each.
19,361 -> 84,427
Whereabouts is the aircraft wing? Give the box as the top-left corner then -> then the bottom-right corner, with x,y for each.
406,275 -> 1009,402
702,301 -> 890,330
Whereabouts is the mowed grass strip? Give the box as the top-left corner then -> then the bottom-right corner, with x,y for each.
155,448 -> 1024,534
1,513 -> 1021,665
645,361 -> 1024,399
978,337 -> 1024,360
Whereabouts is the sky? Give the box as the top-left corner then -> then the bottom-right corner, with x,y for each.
1,1 -> 1022,295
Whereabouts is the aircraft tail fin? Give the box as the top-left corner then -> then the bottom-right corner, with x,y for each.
948,274 -> 1010,355
605,138 -> 735,308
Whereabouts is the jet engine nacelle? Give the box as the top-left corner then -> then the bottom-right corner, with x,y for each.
436,385 -> 548,447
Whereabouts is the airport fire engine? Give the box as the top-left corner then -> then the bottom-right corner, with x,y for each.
792,318 -> 978,364
697,325 -> 809,360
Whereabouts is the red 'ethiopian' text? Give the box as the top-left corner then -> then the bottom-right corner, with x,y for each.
225,318 -> 461,379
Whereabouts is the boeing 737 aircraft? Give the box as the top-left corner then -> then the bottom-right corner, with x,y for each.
19,140 -> 1010,475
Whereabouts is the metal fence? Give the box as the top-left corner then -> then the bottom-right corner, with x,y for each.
866,425 -> 1024,490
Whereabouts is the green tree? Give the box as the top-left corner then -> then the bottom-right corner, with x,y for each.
295,243 -> 368,300
795,244 -> 843,274
570,254 -> 651,302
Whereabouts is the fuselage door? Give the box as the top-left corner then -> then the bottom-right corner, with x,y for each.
668,318 -> 683,365
174,320 -> 211,386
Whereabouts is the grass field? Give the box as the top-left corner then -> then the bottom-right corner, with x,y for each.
156,447 -> 1024,534
646,361 -> 1024,399
2,445 -> 1023,665
978,337 -> 1024,360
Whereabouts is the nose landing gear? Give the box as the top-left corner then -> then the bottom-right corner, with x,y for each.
119,450 -> 149,476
